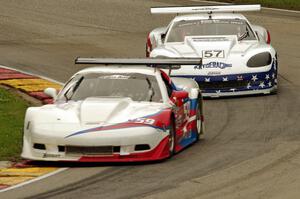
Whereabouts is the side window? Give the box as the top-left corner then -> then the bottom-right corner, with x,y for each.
160,73 -> 173,97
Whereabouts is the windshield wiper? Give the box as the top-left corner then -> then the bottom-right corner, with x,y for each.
238,28 -> 250,41
64,76 -> 84,102
64,87 -> 71,102
69,76 -> 84,100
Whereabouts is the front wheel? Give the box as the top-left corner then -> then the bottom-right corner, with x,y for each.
196,97 -> 204,141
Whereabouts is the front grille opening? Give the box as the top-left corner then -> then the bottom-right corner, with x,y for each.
58,145 -> 65,152
33,143 -> 46,150
66,146 -> 113,155
113,146 -> 120,153
135,144 -> 150,151
199,81 -> 248,90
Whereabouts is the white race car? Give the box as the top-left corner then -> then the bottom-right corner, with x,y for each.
147,5 -> 278,97
21,58 -> 205,162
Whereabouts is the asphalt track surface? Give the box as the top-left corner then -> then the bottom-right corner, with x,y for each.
0,0 -> 299,199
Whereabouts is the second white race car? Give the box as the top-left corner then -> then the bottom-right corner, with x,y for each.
147,4 -> 278,97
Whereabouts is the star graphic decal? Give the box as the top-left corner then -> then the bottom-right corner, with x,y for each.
230,88 -> 236,92
272,73 -> 275,79
222,77 -> 228,82
265,74 -> 270,80
259,82 -> 265,88
247,83 -> 251,89
251,75 -> 258,81
205,78 -> 210,82
268,81 -> 272,87
216,90 -> 221,94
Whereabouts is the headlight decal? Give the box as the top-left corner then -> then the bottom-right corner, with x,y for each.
247,52 -> 272,67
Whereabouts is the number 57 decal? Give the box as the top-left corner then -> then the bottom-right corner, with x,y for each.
202,50 -> 224,58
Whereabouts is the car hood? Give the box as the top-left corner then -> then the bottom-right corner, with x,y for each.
29,97 -> 168,126
164,35 -> 255,58
80,97 -> 132,124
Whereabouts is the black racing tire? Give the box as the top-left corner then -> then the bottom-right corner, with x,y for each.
168,119 -> 176,157
196,96 -> 204,141
145,43 -> 148,57
270,87 -> 278,95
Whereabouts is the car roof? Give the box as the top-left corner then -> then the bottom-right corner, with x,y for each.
75,66 -> 158,76
172,13 -> 247,22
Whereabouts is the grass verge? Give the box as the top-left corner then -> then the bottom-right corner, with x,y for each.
206,0 -> 300,11
0,87 -> 29,161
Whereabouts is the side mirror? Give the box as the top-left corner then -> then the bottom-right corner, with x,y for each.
172,90 -> 189,99
44,88 -> 57,99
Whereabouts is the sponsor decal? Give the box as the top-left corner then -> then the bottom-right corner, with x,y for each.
99,75 -> 130,79
192,7 -> 218,11
43,153 -> 61,158
207,71 -> 221,75
194,62 -> 232,70
237,75 -> 243,81
192,37 -> 228,42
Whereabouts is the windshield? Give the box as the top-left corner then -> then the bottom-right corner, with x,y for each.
166,19 -> 256,42
57,73 -> 162,102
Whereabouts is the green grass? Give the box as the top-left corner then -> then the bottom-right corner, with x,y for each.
207,0 -> 300,10
0,87 -> 29,161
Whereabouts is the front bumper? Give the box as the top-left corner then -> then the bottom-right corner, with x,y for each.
21,127 -> 170,162
173,61 -> 278,97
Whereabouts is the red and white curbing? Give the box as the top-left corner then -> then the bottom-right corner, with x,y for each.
0,65 -> 65,192
0,66 -> 62,104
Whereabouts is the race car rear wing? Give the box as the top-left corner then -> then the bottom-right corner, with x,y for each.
75,58 -> 202,68
75,58 -> 202,75
151,4 -> 261,14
